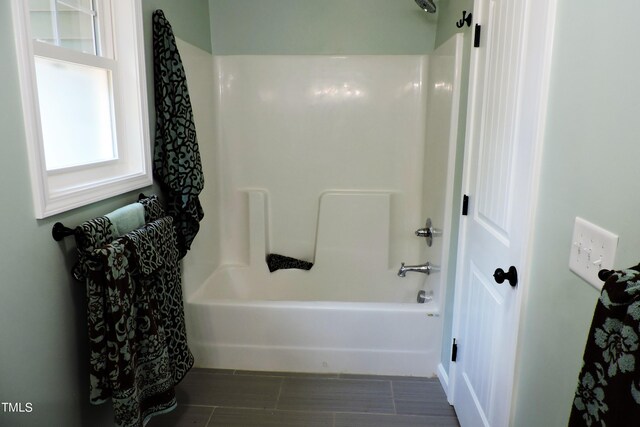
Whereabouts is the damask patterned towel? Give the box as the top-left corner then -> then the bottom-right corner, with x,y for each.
152,9 -> 204,259
74,198 -> 193,427
569,265 -> 640,426
128,217 -> 194,386
73,196 -> 165,283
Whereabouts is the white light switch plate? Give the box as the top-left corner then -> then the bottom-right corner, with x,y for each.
569,217 -> 619,291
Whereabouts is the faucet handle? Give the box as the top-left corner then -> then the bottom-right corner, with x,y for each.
415,218 -> 442,247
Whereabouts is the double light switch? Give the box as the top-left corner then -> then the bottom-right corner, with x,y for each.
569,217 -> 619,291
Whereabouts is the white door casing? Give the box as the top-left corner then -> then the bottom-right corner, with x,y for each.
449,0 -> 557,426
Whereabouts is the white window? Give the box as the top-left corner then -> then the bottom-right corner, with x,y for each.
11,0 -> 152,218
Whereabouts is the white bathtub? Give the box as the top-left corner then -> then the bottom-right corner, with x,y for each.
179,37 -> 465,379
186,266 -> 442,377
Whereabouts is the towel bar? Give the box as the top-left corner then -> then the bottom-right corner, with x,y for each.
52,222 -> 74,241
52,193 -> 149,241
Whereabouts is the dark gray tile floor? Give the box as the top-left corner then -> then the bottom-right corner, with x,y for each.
147,368 -> 460,427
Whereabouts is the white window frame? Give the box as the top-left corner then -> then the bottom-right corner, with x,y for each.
11,0 -> 152,219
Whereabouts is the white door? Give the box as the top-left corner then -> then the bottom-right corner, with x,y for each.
450,0 -> 556,426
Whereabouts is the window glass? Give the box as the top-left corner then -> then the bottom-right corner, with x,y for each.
34,56 -> 116,170
29,0 -> 98,55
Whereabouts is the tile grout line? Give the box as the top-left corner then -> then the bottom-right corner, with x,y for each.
274,377 -> 285,410
180,404 -> 217,408
203,406 -> 216,427
389,380 -> 398,415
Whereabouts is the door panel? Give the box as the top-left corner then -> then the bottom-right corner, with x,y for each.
475,0 -> 523,236
450,0 -> 544,425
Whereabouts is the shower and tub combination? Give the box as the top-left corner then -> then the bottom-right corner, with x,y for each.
176,12 -> 464,377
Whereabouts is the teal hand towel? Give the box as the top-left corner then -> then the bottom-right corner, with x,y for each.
105,203 -> 145,237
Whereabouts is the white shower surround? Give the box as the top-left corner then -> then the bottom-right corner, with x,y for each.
180,35 -> 464,377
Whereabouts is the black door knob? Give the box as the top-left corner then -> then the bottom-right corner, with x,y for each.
493,266 -> 518,287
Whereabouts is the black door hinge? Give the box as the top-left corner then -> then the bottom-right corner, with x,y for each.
462,195 -> 469,216
474,24 -> 481,48
451,339 -> 458,362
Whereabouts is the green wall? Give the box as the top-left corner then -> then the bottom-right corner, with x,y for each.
435,0 -> 474,48
209,0 -> 437,54
0,2 -> 210,426
513,0 -> 640,425
144,0 -> 212,53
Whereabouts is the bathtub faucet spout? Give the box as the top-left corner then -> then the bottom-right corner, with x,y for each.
397,261 -> 440,277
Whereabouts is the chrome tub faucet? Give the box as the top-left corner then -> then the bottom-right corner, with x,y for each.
397,261 -> 440,277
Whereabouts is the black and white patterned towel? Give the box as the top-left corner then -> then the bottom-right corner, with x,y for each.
152,10 -> 204,259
